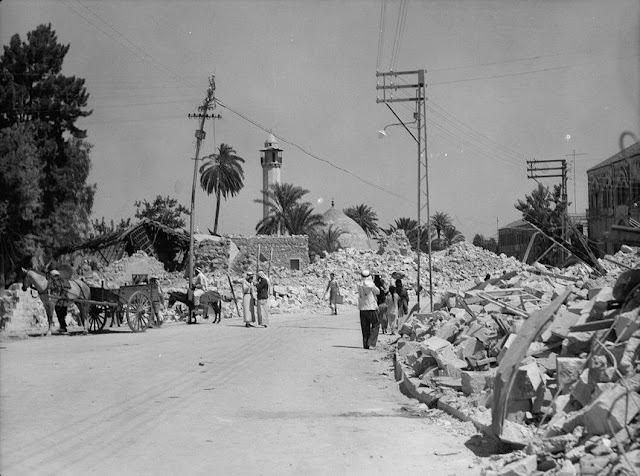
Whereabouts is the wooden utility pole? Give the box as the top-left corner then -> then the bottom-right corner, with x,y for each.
376,69 -> 432,310
187,76 -> 221,290
565,149 -> 587,214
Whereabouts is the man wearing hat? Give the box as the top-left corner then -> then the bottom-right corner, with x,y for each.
242,272 -> 256,327
256,271 -> 270,327
357,269 -> 380,349
192,266 -> 209,313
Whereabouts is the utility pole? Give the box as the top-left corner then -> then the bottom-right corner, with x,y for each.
376,69 -> 432,310
187,75 -> 221,290
526,158 -> 568,259
565,149 -> 587,214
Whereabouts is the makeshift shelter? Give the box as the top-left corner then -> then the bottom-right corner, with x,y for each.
55,219 -> 189,271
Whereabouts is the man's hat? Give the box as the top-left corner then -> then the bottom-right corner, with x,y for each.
50,270 -> 61,277
246,271 -> 254,278
361,269 -> 370,277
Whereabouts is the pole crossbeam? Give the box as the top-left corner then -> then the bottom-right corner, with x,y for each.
377,69 -> 432,310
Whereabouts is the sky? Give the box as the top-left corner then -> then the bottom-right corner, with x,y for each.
2,0 -> 639,242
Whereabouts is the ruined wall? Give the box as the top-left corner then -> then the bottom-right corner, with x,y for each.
228,235 -> 309,271
194,236 -> 231,274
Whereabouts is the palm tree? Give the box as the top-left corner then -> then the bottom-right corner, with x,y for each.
199,143 -> 245,235
384,217 -> 418,235
443,225 -> 464,247
255,182 -> 310,235
309,225 -> 345,257
431,212 -> 453,241
286,203 -> 325,235
343,204 -> 379,237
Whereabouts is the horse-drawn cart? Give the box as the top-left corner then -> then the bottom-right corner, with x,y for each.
85,280 -> 163,333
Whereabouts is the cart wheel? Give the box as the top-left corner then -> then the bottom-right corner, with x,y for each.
126,291 -> 152,332
88,305 -> 109,333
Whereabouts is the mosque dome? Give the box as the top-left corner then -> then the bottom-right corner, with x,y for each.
320,205 -> 371,251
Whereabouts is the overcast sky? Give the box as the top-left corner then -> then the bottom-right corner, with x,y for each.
2,0 -> 639,241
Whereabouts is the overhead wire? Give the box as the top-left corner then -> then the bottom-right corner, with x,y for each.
375,0 -> 387,72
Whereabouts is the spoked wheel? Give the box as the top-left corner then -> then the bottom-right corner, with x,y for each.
126,291 -> 153,332
87,305 -> 109,333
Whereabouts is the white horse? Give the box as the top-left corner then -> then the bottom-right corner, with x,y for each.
21,268 -> 90,335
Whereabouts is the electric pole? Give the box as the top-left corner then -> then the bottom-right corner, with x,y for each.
187,75 -> 221,290
376,69 -> 432,310
565,149 -> 587,214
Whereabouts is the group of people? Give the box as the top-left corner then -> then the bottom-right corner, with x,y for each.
241,271 -> 271,328
357,269 -> 410,349
324,269 -> 410,349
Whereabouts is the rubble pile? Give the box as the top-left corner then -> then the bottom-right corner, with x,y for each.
393,249 -> 640,475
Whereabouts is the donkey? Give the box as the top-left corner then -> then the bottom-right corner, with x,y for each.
168,290 -> 221,324
21,268 -> 91,335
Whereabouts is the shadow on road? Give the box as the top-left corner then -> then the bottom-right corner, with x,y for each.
331,345 -> 362,349
464,434 -> 514,457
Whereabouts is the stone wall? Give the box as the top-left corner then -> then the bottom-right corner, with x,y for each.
228,235 -> 309,271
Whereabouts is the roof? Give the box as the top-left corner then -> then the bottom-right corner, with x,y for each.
587,141 -> 640,173
262,133 -> 280,150
56,218 -> 189,255
320,206 -> 371,250
499,219 -> 536,231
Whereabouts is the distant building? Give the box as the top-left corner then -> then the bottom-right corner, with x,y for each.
587,141 -> 640,254
498,219 -> 536,261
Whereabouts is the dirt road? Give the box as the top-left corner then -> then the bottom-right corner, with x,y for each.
1,311 -> 481,475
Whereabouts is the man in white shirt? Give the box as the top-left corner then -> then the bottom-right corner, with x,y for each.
357,269 -> 380,349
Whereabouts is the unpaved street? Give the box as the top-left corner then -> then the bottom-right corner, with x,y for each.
1,312 -> 480,475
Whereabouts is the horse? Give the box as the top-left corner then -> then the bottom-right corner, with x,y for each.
168,290 -> 221,324
21,268 -> 91,335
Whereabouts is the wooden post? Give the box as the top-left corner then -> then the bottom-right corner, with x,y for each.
227,274 -> 241,318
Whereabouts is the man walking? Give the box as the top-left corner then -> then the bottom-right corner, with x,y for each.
357,269 -> 379,349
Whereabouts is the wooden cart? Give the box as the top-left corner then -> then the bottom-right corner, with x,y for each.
83,280 -> 163,333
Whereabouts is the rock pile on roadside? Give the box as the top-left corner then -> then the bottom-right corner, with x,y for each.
394,247 -> 640,475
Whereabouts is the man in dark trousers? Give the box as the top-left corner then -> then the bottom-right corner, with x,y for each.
357,269 -> 380,349
256,271 -> 270,327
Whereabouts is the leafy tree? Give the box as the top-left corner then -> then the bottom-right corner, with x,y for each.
91,217 -> 131,237
134,195 -> 189,229
285,203 -> 325,235
443,225 -> 464,246
431,212 -> 453,241
0,24 -> 95,284
199,143 -> 245,235
384,217 -> 433,252
473,233 -> 498,253
343,204 -> 379,237
514,183 -> 567,265
255,182 -> 310,235
473,233 -> 484,247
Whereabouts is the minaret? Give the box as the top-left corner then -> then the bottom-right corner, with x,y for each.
260,133 -> 283,220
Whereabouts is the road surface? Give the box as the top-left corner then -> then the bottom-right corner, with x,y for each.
1,311 -> 481,475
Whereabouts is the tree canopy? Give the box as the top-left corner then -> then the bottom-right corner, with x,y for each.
134,195 -> 190,229
199,143 -> 245,235
343,204 -> 379,237
0,24 -> 95,286
255,182 -> 313,235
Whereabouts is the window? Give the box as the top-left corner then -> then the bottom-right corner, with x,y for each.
290,259 -> 300,271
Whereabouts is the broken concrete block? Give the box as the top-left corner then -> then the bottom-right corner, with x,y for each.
510,361 -> 544,400
557,357 -> 586,391
543,309 -> 580,341
420,336 -> 451,356
570,369 -> 594,407
404,350 -> 436,377
456,336 -> 484,361
466,322 -> 494,343
587,287 -> 613,301
561,331 -> 594,356
461,370 -> 495,396
435,321 -> 459,342
582,384 -> 640,435
556,459 -> 578,476
397,339 -> 420,359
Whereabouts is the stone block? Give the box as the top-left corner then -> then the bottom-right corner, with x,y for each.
546,309 -> 580,340
435,321 -> 459,342
404,350 -> 436,377
461,370 -> 494,396
561,331 -> 594,356
570,369 -> 594,407
582,384 -> 640,435
420,336 -> 451,356
587,287 -> 613,301
456,336 -> 484,361
397,339 -> 420,359
620,330 -> 640,375
511,361 -> 544,400
557,357 -> 586,391
466,322 -> 494,343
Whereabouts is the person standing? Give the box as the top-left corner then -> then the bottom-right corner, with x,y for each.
395,278 -> 410,329
322,272 -> 340,315
242,272 -> 256,328
192,266 -> 209,320
358,269 -> 380,349
256,271 -> 270,327
373,274 -> 388,333
386,284 -> 399,334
